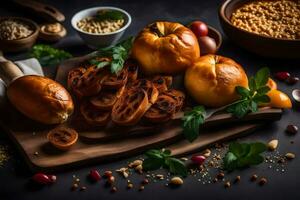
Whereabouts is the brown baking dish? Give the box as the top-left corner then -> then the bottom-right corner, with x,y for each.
0,17 -> 39,52
219,0 -> 300,59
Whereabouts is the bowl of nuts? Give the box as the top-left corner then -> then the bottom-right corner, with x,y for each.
219,0 -> 300,59
71,6 -> 131,49
0,17 -> 39,52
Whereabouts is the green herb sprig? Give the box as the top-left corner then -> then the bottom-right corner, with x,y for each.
142,149 -> 188,177
30,44 -> 72,66
89,36 -> 134,74
95,10 -> 124,21
182,106 -> 206,142
223,142 -> 267,171
227,67 -> 271,118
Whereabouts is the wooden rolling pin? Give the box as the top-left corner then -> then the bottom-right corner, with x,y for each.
0,52 -> 73,124
13,0 -> 65,22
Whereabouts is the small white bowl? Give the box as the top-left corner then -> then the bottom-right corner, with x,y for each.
71,6 -> 131,49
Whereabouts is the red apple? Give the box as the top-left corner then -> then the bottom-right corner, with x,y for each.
189,21 -> 208,37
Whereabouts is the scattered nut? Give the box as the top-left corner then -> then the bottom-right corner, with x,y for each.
285,152 -> 295,160
224,181 -> 231,188
80,186 -> 86,191
217,172 -> 225,180
142,178 -> 149,184
129,160 -> 143,168
234,176 -> 241,183
135,164 -> 143,173
170,177 -> 183,185
111,186 -> 117,193
71,183 -> 79,191
103,171 -> 113,178
258,178 -> 267,186
202,149 -> 211,157
156,174 -> 164,180
251,174 -> 258,182
139,185 -> 145,191
267,139 -> 278,151
127,183 -> 133,189
107,176 -> 115,184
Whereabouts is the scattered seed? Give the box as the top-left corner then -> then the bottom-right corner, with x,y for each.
180,157 -> 188,161
234,176 -> 241,183
142,178 -> 149,184
224,181 -> 231,188
267,139 -> 278,151
258,178 -> 267,185
107,176 -> 115,184
80,186 -> 86,191
217,172 -> 225,179
71,183 -> 78,191
156,174 -> 164,180
103,171 -> 113,178
128,160 -> 143,168
34,151 -> 39,156
127,183 -> 133,189
251,174 -> 258,182
170,177 -> 183,185
202,149 -> 211,157
139,185 -> 145,191
285,153 -> 295,160
111,186 -> 117,193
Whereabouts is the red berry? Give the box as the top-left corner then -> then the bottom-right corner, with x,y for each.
191,155 -> 206,165
32,173 -> 52,185
89,169 -> 101,181
275,72 -> 290,81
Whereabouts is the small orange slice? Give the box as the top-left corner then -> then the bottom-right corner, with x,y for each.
267,78 -> 277,90
47,127 -> 78,150
266,89 -> 292,109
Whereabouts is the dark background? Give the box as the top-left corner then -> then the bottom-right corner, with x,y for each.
1,0 -> 300,200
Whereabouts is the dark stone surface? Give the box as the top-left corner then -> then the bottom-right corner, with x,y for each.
0,0 -> 300,200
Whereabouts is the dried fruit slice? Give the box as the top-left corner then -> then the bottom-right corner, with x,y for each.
152,76 -> 173,93
80,101 -> 110,126
90,86 -> 125,110
124,59 -> 139,83
144,89 -> 185,123
47,127 -> 78,150
130,79 -> 159,104
102,67 -> 128,89
67,67 -> 86,90
112,88 -> 149,125
72,66 -> 106,98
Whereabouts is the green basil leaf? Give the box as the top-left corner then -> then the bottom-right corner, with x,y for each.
249,77 -> 257,92
256,85 -> 271,95
143,157 -> 164,171
255,67 -> 270,87
236,86 -> 250,98
165,157 -> 188,177
253,95 -> 271,103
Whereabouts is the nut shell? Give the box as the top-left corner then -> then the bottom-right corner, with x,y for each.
7,75 -> 74,124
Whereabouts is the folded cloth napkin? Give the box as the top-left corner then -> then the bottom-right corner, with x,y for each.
0,58 -> 43,107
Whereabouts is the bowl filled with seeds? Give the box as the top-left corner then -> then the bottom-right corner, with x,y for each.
219,0 -> 300,59
0,17 -> 39,52
71,6 -> 131,49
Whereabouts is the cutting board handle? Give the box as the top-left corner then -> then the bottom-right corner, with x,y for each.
0,53 -> 23,85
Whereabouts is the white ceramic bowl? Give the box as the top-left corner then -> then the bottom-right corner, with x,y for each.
71,6 -> 131,49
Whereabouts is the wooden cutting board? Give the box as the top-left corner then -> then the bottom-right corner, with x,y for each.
0,54 -> 283,172
0,105 -> 281,172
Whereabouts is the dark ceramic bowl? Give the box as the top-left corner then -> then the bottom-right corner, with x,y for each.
0,17 -> 39,53
219,0 -> 300,59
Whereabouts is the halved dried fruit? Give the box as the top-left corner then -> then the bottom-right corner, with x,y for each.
112,88 -> 149,126
125,59 -> 139,83
152,76 -> 173,93
72,66 -> 106,98
130,79 -> 159,104
47,127 -> 78,150
67,67 -> 86,90
102,67 -> 128,89
144,89 -> 185,123
80,101 -> 110,126
90,86 -> 125,110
